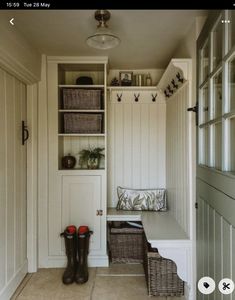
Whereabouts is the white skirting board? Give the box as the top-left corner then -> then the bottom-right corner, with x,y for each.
0,260 -> 28,300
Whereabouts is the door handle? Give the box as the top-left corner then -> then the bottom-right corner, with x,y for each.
187,102 -> 198,126
96,210 -> 103,216
187,106 -> 197,113
22,121 -> 29,145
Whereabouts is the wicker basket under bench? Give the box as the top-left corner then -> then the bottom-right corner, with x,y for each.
143,235 -> 184,297
108,222 -> 144,263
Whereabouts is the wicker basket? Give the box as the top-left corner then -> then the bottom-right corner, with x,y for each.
63,89 -> 101,109
108,223 -> 144,263
63,113 -> 102,133
143,236 -> 184,297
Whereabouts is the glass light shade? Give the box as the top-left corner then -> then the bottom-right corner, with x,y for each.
86,26 -> 120,50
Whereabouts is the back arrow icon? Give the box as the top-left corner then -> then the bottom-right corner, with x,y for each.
10,18 -> 14,25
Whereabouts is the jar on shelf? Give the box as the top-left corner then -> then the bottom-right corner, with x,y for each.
146,73 -> 152,86
134,74 -> 145,86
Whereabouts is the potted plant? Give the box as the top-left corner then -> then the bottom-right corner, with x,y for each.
79,147 -> 105,169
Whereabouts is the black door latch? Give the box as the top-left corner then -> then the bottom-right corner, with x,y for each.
187,102 -> 198,126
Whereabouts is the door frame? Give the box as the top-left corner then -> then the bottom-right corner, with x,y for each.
0,49 -> 39,273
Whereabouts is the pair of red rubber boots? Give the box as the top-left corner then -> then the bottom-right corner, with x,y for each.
60,225 -> 92,284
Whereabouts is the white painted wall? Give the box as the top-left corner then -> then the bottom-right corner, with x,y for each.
0,15 -> 41,82
166,82 -> 191,237
167,20 -> 206,299
107,89 -> 166,207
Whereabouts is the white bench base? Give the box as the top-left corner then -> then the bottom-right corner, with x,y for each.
107,208 -> 193,299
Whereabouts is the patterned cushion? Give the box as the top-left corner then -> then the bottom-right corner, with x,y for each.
116,187 -> 167,211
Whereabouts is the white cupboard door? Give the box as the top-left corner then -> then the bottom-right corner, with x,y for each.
62,175 -> 103,254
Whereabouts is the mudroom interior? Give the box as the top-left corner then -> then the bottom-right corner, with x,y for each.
1,9 -> 235,300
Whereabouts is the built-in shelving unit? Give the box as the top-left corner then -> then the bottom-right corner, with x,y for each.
46,56 -> 109,268
56,59 -> 108,170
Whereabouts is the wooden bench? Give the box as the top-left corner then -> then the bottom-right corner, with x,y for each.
107,208 -> 192,298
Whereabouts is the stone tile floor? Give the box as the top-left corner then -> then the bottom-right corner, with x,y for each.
11,264 -> 185,300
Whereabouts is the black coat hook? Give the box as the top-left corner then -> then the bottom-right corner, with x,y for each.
164,90 -> 170,98
134,93 -> 140,102
176,72 -> 184,83
167,85 -> 174,94
171,79 -> 178,89
117,93 -> 122,102
151,93 -> 157,102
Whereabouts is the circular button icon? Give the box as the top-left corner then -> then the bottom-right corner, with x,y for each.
218,278 -> 234,295
198,277 -> 215,294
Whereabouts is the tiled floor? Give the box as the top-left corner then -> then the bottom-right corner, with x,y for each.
11,264 -> 185,300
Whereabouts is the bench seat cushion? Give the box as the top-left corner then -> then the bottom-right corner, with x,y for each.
116,187 -> 167,211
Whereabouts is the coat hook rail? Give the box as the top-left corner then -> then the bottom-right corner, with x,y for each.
134,93 -> 140,102
171,79 -> 178,89
167,85 -> 174,94
117,93 -> 122,102
164,90 -> 170,98
176,72 -> 184,83
151,93 -> 157,102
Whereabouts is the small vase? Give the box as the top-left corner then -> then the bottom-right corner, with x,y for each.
87,157 -> 99,169
62,154 -> 76,169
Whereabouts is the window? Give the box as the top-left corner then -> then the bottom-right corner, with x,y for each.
198,11 -> 235,173
212,17 -> 222,70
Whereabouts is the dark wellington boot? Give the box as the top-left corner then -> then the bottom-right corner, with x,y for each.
60,225 -> 77,284
75,226 -> 93,284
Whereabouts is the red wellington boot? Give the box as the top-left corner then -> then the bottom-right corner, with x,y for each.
75,226 -> 93,284
60,225 -> 77,284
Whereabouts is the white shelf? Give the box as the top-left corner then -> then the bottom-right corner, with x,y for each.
107,86 -> 157,91
58,169 -> 106,176
59,85 -> 104,88
59,109 -> 105,113
107,208 -> 142,221
58,133 -> 105,137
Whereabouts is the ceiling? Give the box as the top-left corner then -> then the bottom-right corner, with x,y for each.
1,10 -> 207,69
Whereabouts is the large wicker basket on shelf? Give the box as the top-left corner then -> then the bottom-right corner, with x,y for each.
63,113 -> 102,133
143,236 -> 184,297
62,89 -> 101,109
108,223 -> 144,263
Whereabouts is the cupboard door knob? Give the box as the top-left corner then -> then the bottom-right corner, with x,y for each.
96,210 -> 103,216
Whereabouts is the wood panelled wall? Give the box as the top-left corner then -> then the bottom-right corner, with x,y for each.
0,67 -> 27,299
166,82 -> 192,237
107,90 -> 166,207
197,169 -> 235,300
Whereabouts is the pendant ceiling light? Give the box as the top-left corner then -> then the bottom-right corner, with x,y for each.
86,10 -> 120,50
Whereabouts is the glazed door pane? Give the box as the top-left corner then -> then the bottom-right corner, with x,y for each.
212,71 -> 222,118
212,18 -> 222,70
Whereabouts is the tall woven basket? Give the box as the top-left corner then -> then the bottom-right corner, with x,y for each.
143,236 -> 184,297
